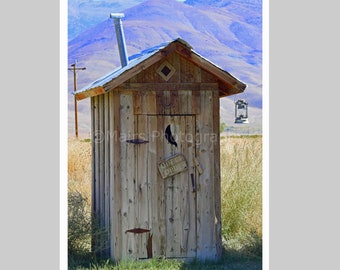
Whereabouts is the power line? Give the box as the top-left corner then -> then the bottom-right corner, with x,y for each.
68,63 -> 86,138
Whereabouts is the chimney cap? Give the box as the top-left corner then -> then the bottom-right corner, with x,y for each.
110,13 -> 125,19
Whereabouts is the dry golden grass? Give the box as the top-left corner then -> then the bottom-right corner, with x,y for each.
220,135 -> 262,249
68,138 -> 92,205
68,135 -> 262,257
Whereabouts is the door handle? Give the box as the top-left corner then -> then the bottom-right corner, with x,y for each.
190,173 -> 196,193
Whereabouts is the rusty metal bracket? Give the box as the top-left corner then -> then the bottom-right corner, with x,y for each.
126,139 -> 149,144
125,228 -> 150,234
193,157 -> 203,174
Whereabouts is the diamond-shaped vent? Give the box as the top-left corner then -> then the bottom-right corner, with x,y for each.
161,66 -> 171,76
157,61 -> 176,81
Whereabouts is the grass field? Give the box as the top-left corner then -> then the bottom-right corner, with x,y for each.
68,135 -> 262,269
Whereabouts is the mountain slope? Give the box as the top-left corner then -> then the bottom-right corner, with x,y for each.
68,0 -> 262,136
68,0 -> 146,40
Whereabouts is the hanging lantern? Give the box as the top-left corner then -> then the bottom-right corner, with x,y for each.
234,99 -> 249,124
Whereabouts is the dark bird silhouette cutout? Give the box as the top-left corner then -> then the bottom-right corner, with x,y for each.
165,124 -> 177,147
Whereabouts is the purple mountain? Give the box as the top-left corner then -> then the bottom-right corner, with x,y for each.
67,0 -> 262,136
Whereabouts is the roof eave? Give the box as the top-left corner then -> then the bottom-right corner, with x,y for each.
75,47 -> 169,101
218,80 -> 247,98
75,86 -> 105,101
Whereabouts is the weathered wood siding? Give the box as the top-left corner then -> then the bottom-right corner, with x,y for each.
91,92 -> 113,258
91,51 -> 222,261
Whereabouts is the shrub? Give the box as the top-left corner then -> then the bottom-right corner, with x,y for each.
68,191 -> 92,259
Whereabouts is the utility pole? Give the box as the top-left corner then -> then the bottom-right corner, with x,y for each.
68,62 -> 86,138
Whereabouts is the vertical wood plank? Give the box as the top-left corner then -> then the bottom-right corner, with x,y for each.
178,90 -> 188,115
170,90 -> 179,114
180,57 -> 191,82
164,116 -> 175,257
146,91 -> 157,114
156,116 -> 167,256
163,91 -> 171,115
168,116 -> 183,257
139,90 -> 157,115
192,89 -> 201,115
168,53 -> 180,83
109,91 -> 115,260
104,93 -> 110,256
112,91 -> 122,260
90,97 -> 95,212
148,116 -> 165,257
201,69 -> 217,83
93,96 -> 100,224
176,116 -> 187,257
195,63 -> 201,82
187,90 -> 192,115
120,93 -> 128,259
196,90 -> 215,260
143,62 -> 157,82
98,94 -> 105,240
156,91 -> 163,115
148,115 -> 158,257
179,54 -> 201,83
90,97 -> 97,253
120,93 -> 136,259
139,91 -> 147,115
186,115 -> 197,258
136,114 -> 149,259
212,89 -> 222,259
133,91 -> 142,115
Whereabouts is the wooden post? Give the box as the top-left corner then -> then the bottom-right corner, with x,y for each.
68,62 -> 86,138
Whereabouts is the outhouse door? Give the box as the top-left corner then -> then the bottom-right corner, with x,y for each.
128,114 -> 197,259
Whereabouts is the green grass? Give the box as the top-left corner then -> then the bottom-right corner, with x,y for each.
68,135 -> 262,269
69,248 -> 262,270
68,247 -> 262,270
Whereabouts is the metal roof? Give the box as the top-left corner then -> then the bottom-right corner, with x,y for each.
77,42 -> 170,92
74,38 -> 246,100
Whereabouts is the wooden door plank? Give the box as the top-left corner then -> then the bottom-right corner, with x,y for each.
178,115 -> 190,257
185,115 -> 197,258
136,114 -> 149,259
156,116 -> 167,256
148,116 -> 163,257
120,93 -> 137,259
164,116 -> 177,257
145,115 -> 157,258
169,116 -> 184,257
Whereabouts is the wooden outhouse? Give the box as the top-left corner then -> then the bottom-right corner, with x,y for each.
75,38 -> 246,261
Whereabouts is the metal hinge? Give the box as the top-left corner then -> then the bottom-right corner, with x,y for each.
126,138 -> 149,144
